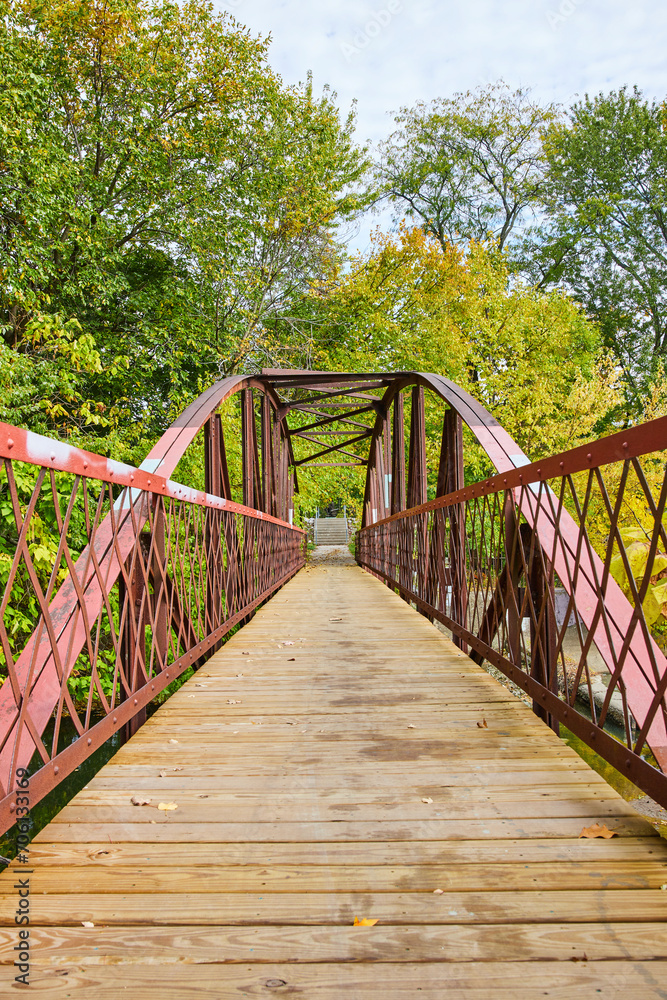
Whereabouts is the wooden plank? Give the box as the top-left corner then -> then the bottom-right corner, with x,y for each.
2,923 -> 667,965
32,814 -> 655,842
24,836 -> 663,867
2,890 -> 667,926
3,961 -> 667,998
18,861 -> 667,894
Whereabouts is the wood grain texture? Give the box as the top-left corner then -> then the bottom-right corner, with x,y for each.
1,558 -> 666,997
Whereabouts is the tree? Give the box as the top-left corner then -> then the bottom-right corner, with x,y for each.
375,82 -> 556,255
0,0 -> 367,452
299,226 -> 619,479
533,87 -> 667,409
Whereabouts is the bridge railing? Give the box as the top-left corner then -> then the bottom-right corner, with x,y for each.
357,416 -> 667,808
0,422 -> 305,833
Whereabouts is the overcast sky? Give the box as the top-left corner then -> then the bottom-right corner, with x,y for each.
213,0 -> 667,251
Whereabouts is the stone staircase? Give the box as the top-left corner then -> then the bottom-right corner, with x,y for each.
314,517 -> 349,545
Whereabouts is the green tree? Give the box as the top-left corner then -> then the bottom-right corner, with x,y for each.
375,82 -> 556,255
0,0 -> 366,450
531,87 -> 667,409
298,226 -> 618,478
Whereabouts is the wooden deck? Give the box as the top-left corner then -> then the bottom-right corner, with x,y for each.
2,550 -> 667,996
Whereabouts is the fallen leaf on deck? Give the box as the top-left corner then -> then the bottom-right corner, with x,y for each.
158,771 -> 167,778
158,802 -> 178,811
227,698 -> 241,705
82,921 -> 95,927
329,618 -> 343,622
195,684 -> 209,688
172,767 -> 184,772
130,796 -> 151,806
476,719 -> 488,728
433,889 -> 444,894
353,917 -> 379,926
235,673 -> 244,678
282,641 -> 295,646
578,823 -> 617,839
242,652 -> 250,655
287,657 -> 296,661
421,797 -> 434,804
407,724 -> 416,729
168,739 -> 179,744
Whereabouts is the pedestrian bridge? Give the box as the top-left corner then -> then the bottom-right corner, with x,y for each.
0,370 -> 666,995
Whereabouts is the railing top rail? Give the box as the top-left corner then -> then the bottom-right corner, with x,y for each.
359,412 -> 667,530
0,421 -> 304,532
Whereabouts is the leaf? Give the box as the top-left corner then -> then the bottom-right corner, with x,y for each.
158,771 -> 167,778
407,724 -> 416,729
421,797 -> 434,804
353,917 -> 379,926
81,921 -> 95,927
432,888 -> 444,894
227,699 -> 241,705
578,823 -> 617,839
476,719 -> 488,728
130,795 -> 151,806
329,617 -> 343,622
168,739 -> 179,744
282,641 -> 295,646
242,652 -> 250,655
287,657 -> 296,661
158,802 -> 179,811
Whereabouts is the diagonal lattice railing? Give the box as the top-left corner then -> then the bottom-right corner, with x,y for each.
0,410 -> 305,835
357,415 -> 667,808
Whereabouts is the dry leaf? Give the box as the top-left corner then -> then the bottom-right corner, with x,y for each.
476,719 -> 488,728
227,699 -> 241,705
195,683 -> 209,688
81,921 -> 95,927
168,739 -> 179,744
432,889 -> 444,895
578,823 -> 617,839
130,795 -> 151,806
158,771 -> 167,778
353,917 -> 379,926
421,797 -> 434,804
287,657 -> 296,661
158,802 -> 179,811
282,641 -> 295,646
172,766 -> 184,772
329,617 -> 343,622
242,651 -> 250,655
407,724 -> 416,729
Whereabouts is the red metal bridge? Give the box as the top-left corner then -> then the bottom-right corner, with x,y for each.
0,370 -> 666,995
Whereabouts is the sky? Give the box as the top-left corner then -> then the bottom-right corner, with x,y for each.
212,0 -> 667,252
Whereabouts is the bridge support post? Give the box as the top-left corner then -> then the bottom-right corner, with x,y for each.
527,529 -> 559,734
391,393 -> 406,515
119,533 -> 150,743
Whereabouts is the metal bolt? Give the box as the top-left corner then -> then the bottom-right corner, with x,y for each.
87,738 -> 92,746
54,766 -> 59,774
7,438 -> 13,449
